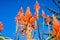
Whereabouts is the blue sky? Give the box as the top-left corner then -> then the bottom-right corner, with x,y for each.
0,0 -> 59,40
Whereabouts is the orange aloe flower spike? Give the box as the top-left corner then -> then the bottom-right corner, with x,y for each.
19,7 -> 25,20
52,14 -> 59,31
34,1 -> 40,12
42,10 -> 45,18
25,7 -> 32,21
0,22 -> 3,31
52,14 -> 59,35
45,15 -> 50,24
17,7 -> 25,20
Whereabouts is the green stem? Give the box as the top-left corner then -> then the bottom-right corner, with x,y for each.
48,23 -> 50,37
14,32 -> 17,40
37,24 -> 41,40
42,18 -> 44,40
14,24 -> 18,40
36,11 -> 41,40
18,35 -> 20,40
32,31 -> 36,38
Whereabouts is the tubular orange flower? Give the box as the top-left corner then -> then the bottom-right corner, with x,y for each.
15,7 -> 25,33
0,22 -> 3,31
34,1 -> 40,11
52,14 -> 59,33
42,10 -> 45,18
52,14 -> 60,40
25,7 -> 32,21
18,7 -> 37,30
16,7 -> 25,21
45,15 -> 50,24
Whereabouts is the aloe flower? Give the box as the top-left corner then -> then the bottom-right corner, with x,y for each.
34,1 -> 40,13
15,7 -> 25,32
15,7 -> 38,40
52,14 -> 60,40
15,7 -> 25,40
